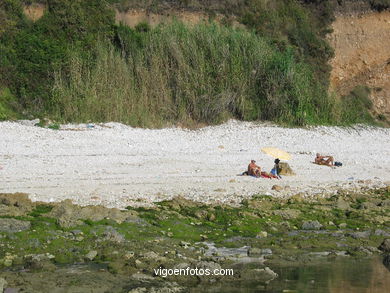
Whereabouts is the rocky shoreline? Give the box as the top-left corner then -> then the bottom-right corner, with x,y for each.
0,187 -> 389,292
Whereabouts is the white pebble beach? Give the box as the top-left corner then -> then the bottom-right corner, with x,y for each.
1,120 -> 389,208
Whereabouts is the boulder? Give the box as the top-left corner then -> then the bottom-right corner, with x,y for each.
273,209 -> 301,220
101,226 -> 125,243
278,162 -> 295,176
240,267 -> 278,283
302,220 -> 323,230
379,239 -> 390,253
383,255 -> 390,271
271,185 -> 283,192
0,218 -> 31,233
85,250 -> 98,261
0,278 -> 7,293
336,198 -> 350,210
348,231 -> 371,239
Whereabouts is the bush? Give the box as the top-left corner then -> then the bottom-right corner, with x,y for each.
340,85 -> 374,124
51,22 -> 335,127
370,0 -> 390,11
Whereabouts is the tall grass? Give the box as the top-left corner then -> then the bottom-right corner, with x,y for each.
52,22 -> 335,127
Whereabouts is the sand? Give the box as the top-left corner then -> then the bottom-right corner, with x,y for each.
1,120 -> 389,208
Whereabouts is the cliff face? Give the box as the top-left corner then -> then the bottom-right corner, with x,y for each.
328,10 -> 390,119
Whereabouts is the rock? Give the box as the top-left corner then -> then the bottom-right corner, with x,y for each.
248,247 -> 262,256
248,248 -> 272,256
179,241 -> 190,248
85,250 -> 98,261
128,288 -> 148,293
256,231 -> 268,238
336,198 -> 350,210
0,218 -> 30,233
125,217 -> 150,226
4,288 -> 19,293
124,251 -> 135,260
131,273 -> 154,281
273,209 -> 301,219
241,267 -> 278,283
18,119 -> 40,127
271,185 -> 283,192
302,221 -> 323,230
261,248 -> 273,255
348,231 -> 371,239
309,251 -> 331,257
338,223 -> 347,228
379,239 -> 390,253
0,277 -> 7,292
374,229 -> 390,237
360,202 -> 377,210
23,254 -> 56,271
278,162 -> 295,176
101,226 -> 125,243
0,193 -> 33,216
196,261 -> 221,272
143,251 -> 159,260
383,254 -> 390,271
379,199 -> 390,207
48,199 -> 136,228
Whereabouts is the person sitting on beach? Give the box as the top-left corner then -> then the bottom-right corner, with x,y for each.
248,160 -> 261,177
270,158 -> 281,178
314,153 -> 334,166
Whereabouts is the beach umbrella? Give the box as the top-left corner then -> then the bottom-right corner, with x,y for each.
261,147 -> 291,161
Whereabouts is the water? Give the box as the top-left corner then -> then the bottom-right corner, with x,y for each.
192,257 -> 390,293
2,257 -> 389,292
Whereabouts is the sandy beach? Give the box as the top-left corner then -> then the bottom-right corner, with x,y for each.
1,120 -> 390,208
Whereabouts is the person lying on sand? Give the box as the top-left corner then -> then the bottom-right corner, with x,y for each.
314,153 -> 334,166
248,160 -> 261,177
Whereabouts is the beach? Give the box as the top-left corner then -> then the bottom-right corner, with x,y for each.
1,120 -> 390,208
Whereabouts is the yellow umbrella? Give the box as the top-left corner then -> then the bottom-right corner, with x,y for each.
261,147 -> 291,161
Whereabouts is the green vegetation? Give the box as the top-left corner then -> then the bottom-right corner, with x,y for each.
0,0 -> 384,126
0,187 -> 389,269
340,85 -> 374,124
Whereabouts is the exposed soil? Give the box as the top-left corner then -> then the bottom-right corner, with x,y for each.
328,11 -> 390,119
23,3 -> 45,22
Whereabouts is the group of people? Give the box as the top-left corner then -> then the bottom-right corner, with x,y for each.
247,159 -> 281,179
246,153 -> 340,179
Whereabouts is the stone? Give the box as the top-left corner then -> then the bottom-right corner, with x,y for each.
101,226 -> 125,243
338,223 -> 347,228
271,185 -> 283,191
336,198 -> 350,210
143,252 -> 159,259
0,278 -> 8,293
378,239 -> 390,253
241,267 -> 278,283
4,288 -> 19,293
196,261 -> 221,271
383,254 -> 390,271
374,229 -> 390,237
124,251 -> 135,260
248,247 -> 262,256
85,250 -> 98,261
273,209 -> 301,220
0,218 -> 30,233
256,231 -> 268,238
302,221 -> 323,230
348,231 -> 371,239
179,241 -> 190,248
278,162 -> 295,176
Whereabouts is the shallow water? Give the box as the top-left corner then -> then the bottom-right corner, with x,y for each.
2,257 -> 389,292
192,257 -> 390,293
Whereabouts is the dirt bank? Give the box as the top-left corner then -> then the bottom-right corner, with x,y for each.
328,11 -> 390,119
